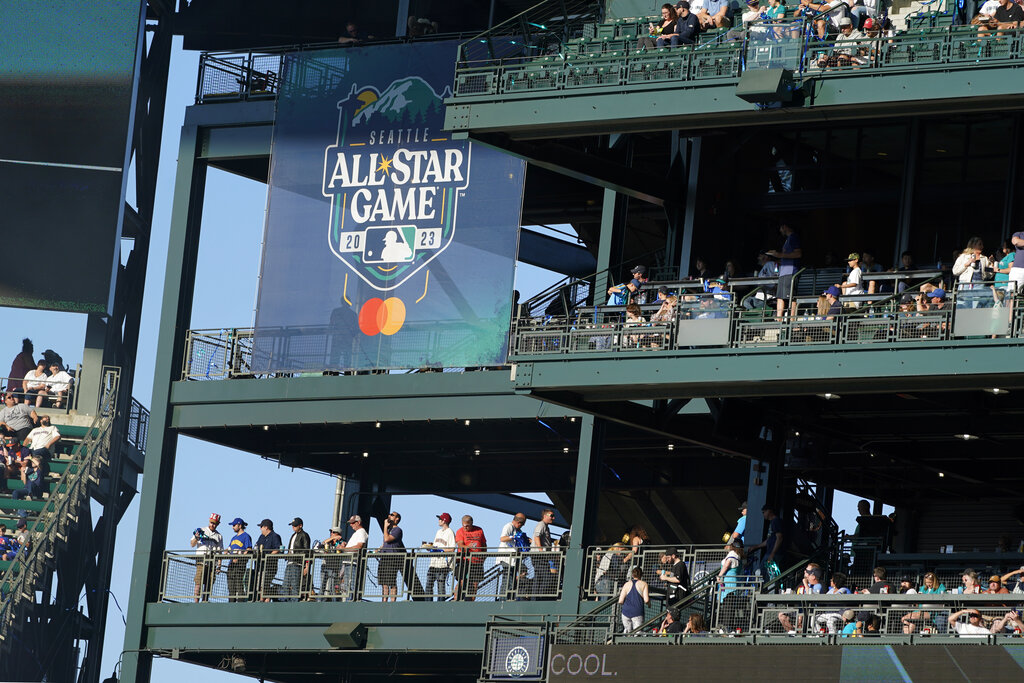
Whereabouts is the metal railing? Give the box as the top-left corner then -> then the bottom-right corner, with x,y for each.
583,543 -> 727,599
453,23 -> 1024,101
511,286 -> 1024,358
0,390 -> 115,644
126,397 -> 149,454
0,364 -> 81,412
159,546 -> 565,603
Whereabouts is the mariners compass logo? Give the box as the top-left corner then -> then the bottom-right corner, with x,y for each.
321,76 -> 469,336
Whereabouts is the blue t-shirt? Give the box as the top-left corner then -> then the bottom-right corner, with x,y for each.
230,532 -> 253,551
381,525 -> 404,551
779,233 -> 801,275
1014,232 -> 1024,268
704,0 -> 732,16
255,531 -> 283,551
733,515 -> 746,541
841,622 -> 857,637
607,283 -> 630,306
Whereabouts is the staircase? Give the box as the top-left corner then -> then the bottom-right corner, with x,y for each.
0,404 -> 116,677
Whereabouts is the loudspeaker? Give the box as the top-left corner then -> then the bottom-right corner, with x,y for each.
736,69 -> 794,104
323,622 -> 368,649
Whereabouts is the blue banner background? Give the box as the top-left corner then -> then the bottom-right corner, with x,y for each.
253,42 -> 525,372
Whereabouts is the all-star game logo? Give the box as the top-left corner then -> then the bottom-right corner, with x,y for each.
322,76 -> 470,336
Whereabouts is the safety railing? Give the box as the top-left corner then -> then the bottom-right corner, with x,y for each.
511,287 -> 1024,359
452,25 -> 1024,102
159,546 -> 565,603
126,398 -> 150,454
0,364 -> 81,412
583,543 -> 727,599
0,389 -> 115,644
752,593 -> 1024,638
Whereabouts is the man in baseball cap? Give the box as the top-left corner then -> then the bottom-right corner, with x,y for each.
427,512 -> 457,601
227,517 -> 252,601
190,513 -> 224,602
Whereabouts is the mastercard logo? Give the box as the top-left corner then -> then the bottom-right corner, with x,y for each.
358,297 -> 406,336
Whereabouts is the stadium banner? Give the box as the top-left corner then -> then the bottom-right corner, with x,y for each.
252,42 -> 525,373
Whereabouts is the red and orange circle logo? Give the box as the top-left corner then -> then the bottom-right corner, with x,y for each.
358,297 -> 406,336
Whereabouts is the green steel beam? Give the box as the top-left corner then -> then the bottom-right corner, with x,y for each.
445,67 -> 1024,139
513,340 -> 1024,400
198,124 -> 273,159
122,123 -> 208,683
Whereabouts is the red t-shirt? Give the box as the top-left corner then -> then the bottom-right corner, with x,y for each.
456,525 -> 487,563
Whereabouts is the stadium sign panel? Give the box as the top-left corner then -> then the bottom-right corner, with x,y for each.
253,43 -> 525,372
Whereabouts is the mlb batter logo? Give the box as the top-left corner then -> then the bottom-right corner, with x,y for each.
321,76 -> 470,336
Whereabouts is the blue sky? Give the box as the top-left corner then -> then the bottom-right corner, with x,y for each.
0,38 -> 878,682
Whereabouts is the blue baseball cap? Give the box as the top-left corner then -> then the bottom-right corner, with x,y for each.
929,288 -> 946,300
824,286 -> 841,297
230,517 -> 247,527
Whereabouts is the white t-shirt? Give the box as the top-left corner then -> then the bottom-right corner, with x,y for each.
193,526 -> 224,555
47,371 -> 72,393
496,522 -> 519,565
346,527 -> 368,550
846,267 -> 864,295
430,526 -> 456,569
954,622 -> 991,637
23,371 -> 48,390
25,425 -> 60,449
980,0 -> 1000,14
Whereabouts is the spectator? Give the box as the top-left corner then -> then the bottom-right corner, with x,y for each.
189,513 -> 224,602
46,361 -> 72,408
814,572 -> 851,633
497,513 -> 528,599
840,609 -> 859,637
14,518 -> 29,552
407,15 -> 439,36
337,21 -> 373,45
901,572 -> 945,633
12,452 -> 49,502
631,266 -> 650,303
861,566 -> 892,594
957,569 -> 983,594
740,0 -> 766,26
699,0 -> 733,28
23,415 -> 59,462
729,501 -> 747,545
0,523 -> 19,561
659,607 -> 683,633
22,361 -> 49,407
658,547 -> 691,602
682,612 -> 707,634
593,541 -> 628,597
860,250 -> 884,293
639,5 -> 681,49
531,509 -> 558,598
778,563 -> 823,632
1009,228 -> 1024,293
378,511 -> 404,602
993,239 -> 1014,290
1,438 -> 26,482
283,517 -> 310,601
226,517 -> 252,602
747,504 -> 784,578
674,2 -> 701,44
985,574 -> 1010,594
765,0 -> 786,20
622,525 -> 649,568
948,609 -> 996,636
693,256 -> 711,281
0,392 -> 38,442
767,223 -> 801,319
836,253 -> 864,297
6,339 -> 33,396
898,576 -> 917,594
607,278 -> 640,306
799,0 -> 847,39
455,514 -> 487,600
618,566 -> 650,632
822,286 -> 842,320
994,0 -> 1024,28
424,512 -> 456,601
952,237 -> 991,306
255,518 -> 283,602
991,610 -> 1024,633
717,539 -> 744,600
320,526 -> 345,600
1001,565 -> 1024,592
745,253 -> 779,310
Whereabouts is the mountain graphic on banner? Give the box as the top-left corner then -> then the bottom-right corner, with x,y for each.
350,76 -> 452,127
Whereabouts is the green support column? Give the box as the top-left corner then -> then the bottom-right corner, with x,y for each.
121,124 -> 208,683
563,415 -> 605,611
75,315 -> 111,417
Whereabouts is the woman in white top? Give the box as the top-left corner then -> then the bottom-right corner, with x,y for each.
952,236 -> 992,307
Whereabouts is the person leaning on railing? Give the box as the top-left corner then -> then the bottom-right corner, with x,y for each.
226,517 -> 252,602
254,518 -> 283,602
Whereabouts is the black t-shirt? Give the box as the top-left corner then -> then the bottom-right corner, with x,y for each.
995,3 -> 1024,22
664,620 -> 683,633
669,560 -> 691,600
867,580 -> 892,594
